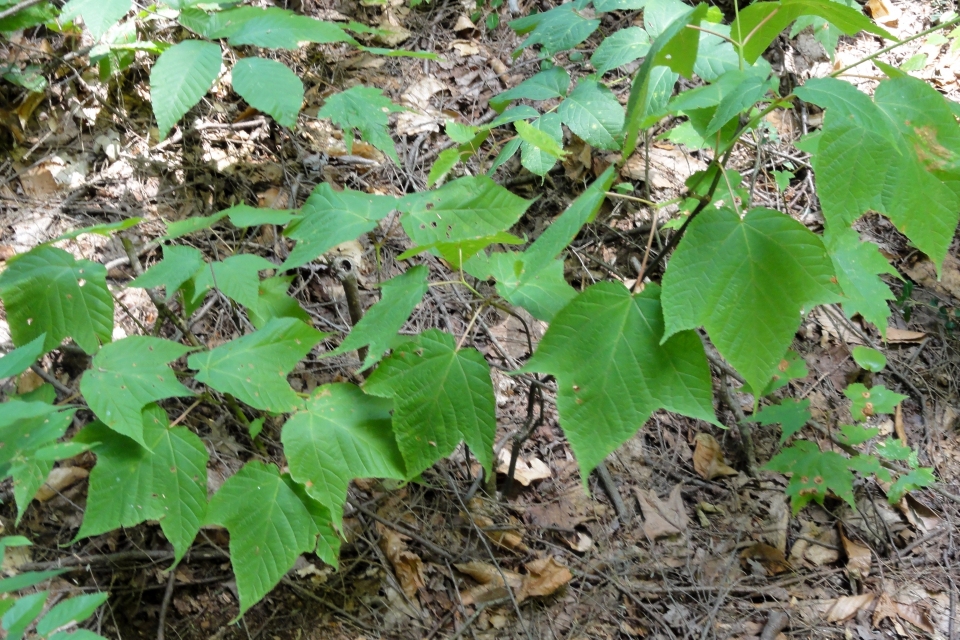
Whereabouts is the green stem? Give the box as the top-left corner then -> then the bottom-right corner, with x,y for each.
832,14 -> 960,78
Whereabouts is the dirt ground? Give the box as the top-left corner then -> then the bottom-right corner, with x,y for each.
2,0 -> 960,638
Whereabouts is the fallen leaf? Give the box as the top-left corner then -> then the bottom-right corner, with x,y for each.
872,592 -> 899,627
496,448 -> 551,486
740,543 -> 791,576
804,524 -> 840,567
377,524 -> 425,599
813,307 -> 864,345
885,328 -> 926,343
454,15 -> 476,32
621,146 -> 707,189
521,556 -> 572,599
559,530 -> 593,553
692,433 -> 738,480
36,466 -> 89,502
904,255 -> 960,301
635,485 -> 688,540
465,498 -> 528,552
865,0 -> 900,26
825,593 -> 875,622
840,529 -> 871,581
451,40 -> 480,56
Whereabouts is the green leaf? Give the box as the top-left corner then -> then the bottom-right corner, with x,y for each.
694,25 -> 739,81
0,246 -> 113,354
757,349 -> 808,396
49,630 -> 108,640
765,440 -> 855,512
129,245 -> 204,300
875,437 -> 913,462
150,40 -> 221,140
445,121 -> 479,144
0,1 -> 56,32
282,185 -> 397,271
558,80 -> 624,150
232,57 -> 303,129
661,207 -> 840,393
517,114 -> 564,176
0,570 -> 67,595
624,4 -> 707,156
162,211 -> 230,241
706,71 -> 776,135
888,466 -> 935,502
490,67 -> 570,113
591,26 -> 650,74
51,218 -> 142,243
0,401 -> 73,471
225,205 -> 296,228
0,334 -> 47,379
837,424 -> 879,446
428,148 -> 463,187
283,383 -> 406,529
328,266 -> 429,370
399,176 -> 531,260
509,3 -> 600,55
643,0 -> 691,37
488,137 -> 521,174
852,346 -> 886,372
824,229 -> 897,339
247,276 -> 310,330
2,591 -> 47,640
283,474 -> 341,566
188,318 -> 326,413
319,86 -> 405,165
227,9 -> 353,48
35,593 -> 109,637
731,0 -> 892,64
473,252 -> 576,322
80,336 -> 195,446
75,405 -> 208,561
844,383 -> 907,421
522,283 -> 715,477
465,166 -> 615,321
206,461 -> 321,616
592,0 -> 646,11
754,398 -> 810,443
490,105 -> 541,127
60,0 -> 130,38
190,254 -> 275,310
364,329 -> 496,476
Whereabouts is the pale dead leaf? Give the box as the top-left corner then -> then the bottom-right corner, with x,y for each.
872,592 -> 899,627
885,328 -> 926,343
16,369 -> 45,395
36,466 -> 89,502
825,593 -> 875,622
635,485 -> 688,540
740,543 -> 791,576
621,146 -> 707,190
692,433 -> 738,480
895,601 -> 934,633
865,0 -> 900,26
450,40 -> 480,56
894,404 -> 907,443
496,448 -> 551,486
813,307 -> 864,345
904,255 -> 960,301
840,530 -> 871,581
464,498 -> 528,552
560,530 -> 593,553
377,524 -> 425,598
454,14 -> 476,31
401,77 -> 446,110
520,557 -> 572,599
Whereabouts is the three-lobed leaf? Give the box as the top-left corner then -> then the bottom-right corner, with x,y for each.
80,336 -> 195,446
523,282 -> 715,477
319,86 -> 405,165
765,440 -> 855,513
75,404 -> 208,561
0,246 -> 113,354
661,207 -> 840,393
364,329 -> 497,476
188,318 -> 326,413
283,383 -> 406,530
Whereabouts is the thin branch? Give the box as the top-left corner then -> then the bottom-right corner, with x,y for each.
0,0 -> 43,22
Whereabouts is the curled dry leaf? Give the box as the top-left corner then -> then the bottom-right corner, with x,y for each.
36,466 -> 90,502
865,0 -> 900,26
456,557 -> 572,605
884,327 -> 926,343
454,15 -> 476,32
496,448 -> 551,486
635,485 -> 688,540
465,497 -> 529,552
840,529 -> 871,581
377,523 -> 425,599
740,543 -> 792,576
825,593 -> 876,623
693,433 -> 738,480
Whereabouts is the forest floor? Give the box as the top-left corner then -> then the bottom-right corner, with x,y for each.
2,0 -> 960,638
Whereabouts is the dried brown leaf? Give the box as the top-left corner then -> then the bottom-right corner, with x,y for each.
825,593 -> 875,622
635,485 -> 688,540
36,466 -> 89,502
692,433 -> 738,480
377,524 -> 425,598
496,448 -> 551,486
739,543 -> 792,576
885,328 -> 926,343
520,557 -> 572,600
840,530 -> 871,581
